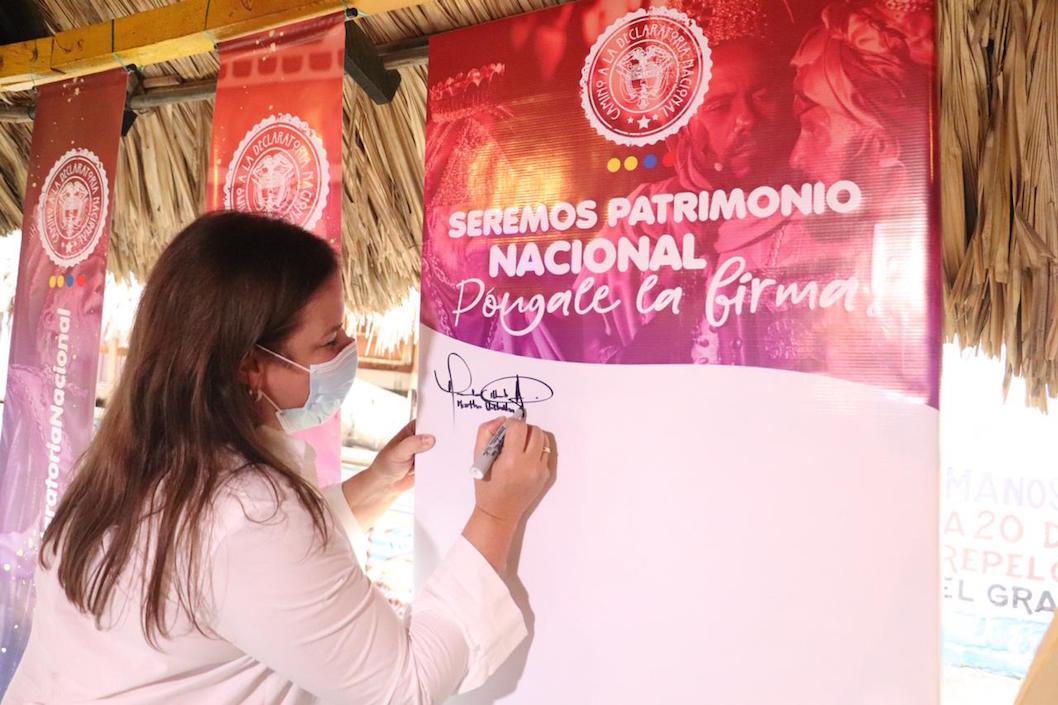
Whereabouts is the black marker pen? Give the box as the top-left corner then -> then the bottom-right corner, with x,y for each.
469,406 -> 527,480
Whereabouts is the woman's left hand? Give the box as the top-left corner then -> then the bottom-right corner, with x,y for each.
366,420 -> 436,493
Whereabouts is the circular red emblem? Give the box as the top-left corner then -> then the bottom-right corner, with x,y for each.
580,7 -> 711,147
224,113 -> 330,231
37,148 -> 109,268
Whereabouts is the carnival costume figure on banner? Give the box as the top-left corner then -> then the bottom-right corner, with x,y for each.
572,0 -> 818,366
788,0 -> 935,396
421,0 -> 650,360
420,63 -> 562,357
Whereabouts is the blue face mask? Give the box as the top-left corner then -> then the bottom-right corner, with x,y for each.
256,343 -> 358,434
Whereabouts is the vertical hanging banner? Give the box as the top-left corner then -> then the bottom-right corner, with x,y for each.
0,69 -> 127,690
206,13 -> 346,486
415,1 -> 940,704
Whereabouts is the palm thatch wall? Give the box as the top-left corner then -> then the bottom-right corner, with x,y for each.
940,0 -> 1058,409
1,0 -> 1057,406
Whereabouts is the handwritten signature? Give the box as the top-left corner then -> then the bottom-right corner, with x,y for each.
433,352 -> 554,415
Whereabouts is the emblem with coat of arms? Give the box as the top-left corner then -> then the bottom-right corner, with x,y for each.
37,148 -> 109,269
223,113 -> 330,231
580,7 -> 712,146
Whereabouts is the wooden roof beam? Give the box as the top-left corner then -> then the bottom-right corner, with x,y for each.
0,0 -> 429,93
0,35 -> 429,123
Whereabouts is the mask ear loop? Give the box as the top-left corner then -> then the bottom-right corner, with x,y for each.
259,390 -> 283,413
256,344 -> 311,372
253,346 -> 306,416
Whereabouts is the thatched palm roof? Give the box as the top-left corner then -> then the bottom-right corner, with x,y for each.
2,0 -> 1058,407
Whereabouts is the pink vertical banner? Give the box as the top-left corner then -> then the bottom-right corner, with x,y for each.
206,13 -> 347,486
0,69 -> 128,690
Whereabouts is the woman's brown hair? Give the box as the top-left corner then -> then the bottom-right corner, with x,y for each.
41,211 -> 337,642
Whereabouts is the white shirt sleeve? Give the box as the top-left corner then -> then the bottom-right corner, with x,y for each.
320,482 -> 369,565
208,483 -> 527,704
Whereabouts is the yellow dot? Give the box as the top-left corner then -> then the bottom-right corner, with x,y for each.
606,158 -> 621,173
48,276 -> 55,288
56,276 -> 65,288
624,156 -> 639,171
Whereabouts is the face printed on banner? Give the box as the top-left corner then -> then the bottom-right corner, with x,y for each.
788,95 -> 865,186
664,0 -> 803,191
788,1 -> 932,198
689,39 -> 796,182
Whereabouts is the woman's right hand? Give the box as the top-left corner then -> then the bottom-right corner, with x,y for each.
472,418 -> 553,527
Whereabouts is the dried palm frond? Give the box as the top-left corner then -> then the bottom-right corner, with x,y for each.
941,0 -> 1058,410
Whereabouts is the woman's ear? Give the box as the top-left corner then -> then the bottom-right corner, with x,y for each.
239,348 -> 265,393
862,130 -> 902,171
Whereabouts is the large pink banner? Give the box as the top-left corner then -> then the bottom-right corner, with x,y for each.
415,1 -> 941,703
206,13 -> 347,486
0,69 -> 128,690
419,0 -> 940,405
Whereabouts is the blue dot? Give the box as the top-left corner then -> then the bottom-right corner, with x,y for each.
65,274 -> 74,287
643,154 -> 658,169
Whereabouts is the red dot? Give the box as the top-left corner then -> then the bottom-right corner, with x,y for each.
662,152 -> 675,168
77,275 -> 87,287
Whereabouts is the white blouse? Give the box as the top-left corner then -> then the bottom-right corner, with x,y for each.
2,430 -> 526,704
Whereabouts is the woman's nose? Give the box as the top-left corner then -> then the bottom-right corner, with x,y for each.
337,329 -> 356,351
